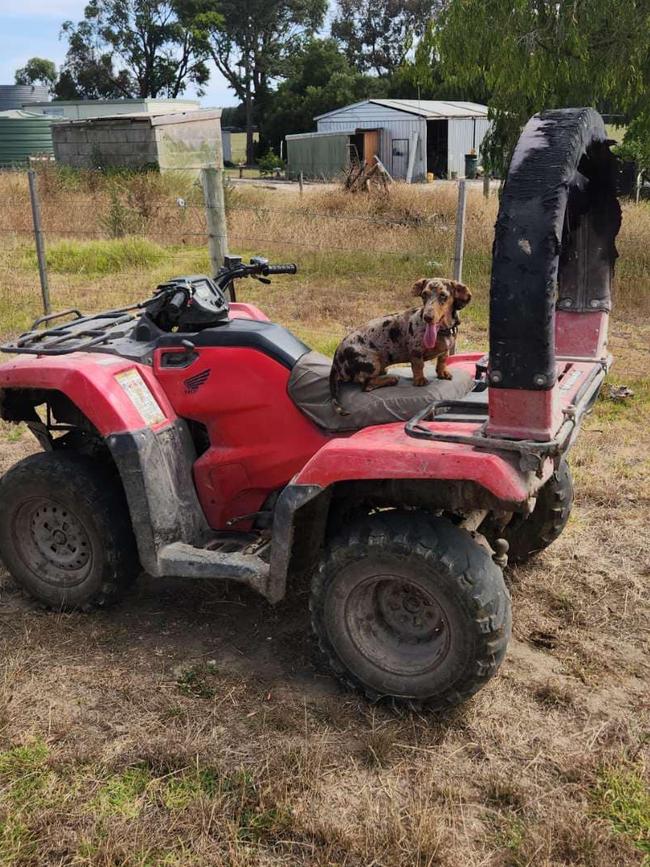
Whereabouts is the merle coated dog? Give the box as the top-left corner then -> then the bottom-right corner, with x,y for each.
329,278 -> 472,413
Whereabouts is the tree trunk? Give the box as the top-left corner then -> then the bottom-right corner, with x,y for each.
245,84 -> 254,165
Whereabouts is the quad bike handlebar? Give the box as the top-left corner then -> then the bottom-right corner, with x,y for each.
217,256 -> 298,301
150,256 -> 298,329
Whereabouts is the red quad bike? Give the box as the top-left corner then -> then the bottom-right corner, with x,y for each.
0,110 -> 621,709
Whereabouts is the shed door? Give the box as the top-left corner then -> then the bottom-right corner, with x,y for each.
391,138 -> 409,179
363,129 -> 380,165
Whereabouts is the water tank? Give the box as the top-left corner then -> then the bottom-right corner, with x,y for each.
0,111 -> 54,167
0,84 -> 49,112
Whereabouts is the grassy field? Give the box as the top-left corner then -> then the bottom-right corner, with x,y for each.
0,168 -> 648,866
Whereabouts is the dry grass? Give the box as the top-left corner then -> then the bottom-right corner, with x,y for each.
0,168 -> 649,865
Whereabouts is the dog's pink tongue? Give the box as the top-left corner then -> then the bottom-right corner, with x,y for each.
423,322 -> 439,349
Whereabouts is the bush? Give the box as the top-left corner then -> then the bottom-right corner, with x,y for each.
257,150 -> 285,177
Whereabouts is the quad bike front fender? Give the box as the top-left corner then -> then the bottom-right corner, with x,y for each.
0,353 -> 176,435
0,354 -> 212,579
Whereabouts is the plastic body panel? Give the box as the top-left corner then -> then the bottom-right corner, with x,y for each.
152,345 -> 331,527
0,352 -> 176,435
152,350 -> 541,527
293,421 -> 539,506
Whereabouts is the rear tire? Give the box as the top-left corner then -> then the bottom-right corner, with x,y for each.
310,510 -> 511,710
0,451 -> 139,609
486,459 -> 574,565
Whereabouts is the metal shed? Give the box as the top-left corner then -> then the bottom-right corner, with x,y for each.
285,131 -> 350,180
311,99 -> 490,181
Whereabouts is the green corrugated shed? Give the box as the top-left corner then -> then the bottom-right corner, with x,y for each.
0,110 -> 54,168
286,132 -> 350,179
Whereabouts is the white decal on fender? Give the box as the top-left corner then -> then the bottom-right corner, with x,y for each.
115,369 -> 166,426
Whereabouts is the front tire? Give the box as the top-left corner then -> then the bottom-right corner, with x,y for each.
0,451 -> 139,609
310,510 -> 511,710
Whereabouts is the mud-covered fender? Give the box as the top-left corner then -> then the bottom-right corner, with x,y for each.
267,422 -> 552,601
0,352 -> 176,434
292,423 -> 545,505
0,353 -> 210,575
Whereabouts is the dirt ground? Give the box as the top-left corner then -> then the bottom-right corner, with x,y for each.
0,322 -> 648,867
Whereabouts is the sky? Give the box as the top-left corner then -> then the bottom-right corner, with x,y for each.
0,0 -> 237,106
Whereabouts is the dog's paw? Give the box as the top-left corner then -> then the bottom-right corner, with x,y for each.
413,376 -> 429,387
437,369 -> 453,380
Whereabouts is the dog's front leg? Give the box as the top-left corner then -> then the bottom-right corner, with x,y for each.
436,352 -> 452,380
411,355 -> 429,387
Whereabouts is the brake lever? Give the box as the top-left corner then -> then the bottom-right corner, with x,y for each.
255,276 -> 272,285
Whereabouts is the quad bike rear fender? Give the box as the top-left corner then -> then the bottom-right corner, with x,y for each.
265,422 -> 556,603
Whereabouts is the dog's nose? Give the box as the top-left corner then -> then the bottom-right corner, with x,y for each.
423,313 -> 433,323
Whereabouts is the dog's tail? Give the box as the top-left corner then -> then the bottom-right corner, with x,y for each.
329,364 -> 349,416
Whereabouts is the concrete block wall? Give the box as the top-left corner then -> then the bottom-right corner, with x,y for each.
52,110 -> 223,174
53,121 -> 158,168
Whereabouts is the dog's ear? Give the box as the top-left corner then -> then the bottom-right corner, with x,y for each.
411,278 -> 430,298
449,280 -> 472,309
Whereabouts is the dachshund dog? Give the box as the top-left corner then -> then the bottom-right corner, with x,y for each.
329,278 -> 472,413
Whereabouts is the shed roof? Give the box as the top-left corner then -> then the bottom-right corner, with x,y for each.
51,108 -> 221,128
0,110 -> 51,120
315,99 -> 488,121
26,97 -> 199,108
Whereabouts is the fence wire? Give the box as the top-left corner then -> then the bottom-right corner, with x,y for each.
0,163 -> 475,327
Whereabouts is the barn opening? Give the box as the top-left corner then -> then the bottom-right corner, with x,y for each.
349,129 -> 380,166
427,120 -> 448,178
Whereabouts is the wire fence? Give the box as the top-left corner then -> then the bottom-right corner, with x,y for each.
0,160 -> 485,336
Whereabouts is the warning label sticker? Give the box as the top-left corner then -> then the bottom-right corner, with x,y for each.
115,369 -> 166,426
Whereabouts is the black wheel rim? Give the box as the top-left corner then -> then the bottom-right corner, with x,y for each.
13,497 -> 92,588
343,574 -> 451,677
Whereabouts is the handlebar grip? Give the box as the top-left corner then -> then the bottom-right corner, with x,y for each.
168,289 -> 187,314
264,263 -> 297,276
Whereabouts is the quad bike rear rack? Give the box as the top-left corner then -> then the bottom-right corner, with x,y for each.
0,306 -> 144,356
405,362 -> 607,474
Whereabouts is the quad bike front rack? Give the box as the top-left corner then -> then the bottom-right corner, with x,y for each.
1,305 -> 142,356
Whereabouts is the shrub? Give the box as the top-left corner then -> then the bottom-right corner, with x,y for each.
257,150 -> 285,177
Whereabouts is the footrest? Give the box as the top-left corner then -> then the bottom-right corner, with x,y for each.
157,542 -> 269,595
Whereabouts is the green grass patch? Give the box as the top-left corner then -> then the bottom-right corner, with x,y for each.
594,765 -> 650,856
595,377 -> 650,423
161,768 -> 221,810
92,764 -> 152,819
33,237 -> 168,276
0,740 -> 51,810
176,662 -> 220,699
